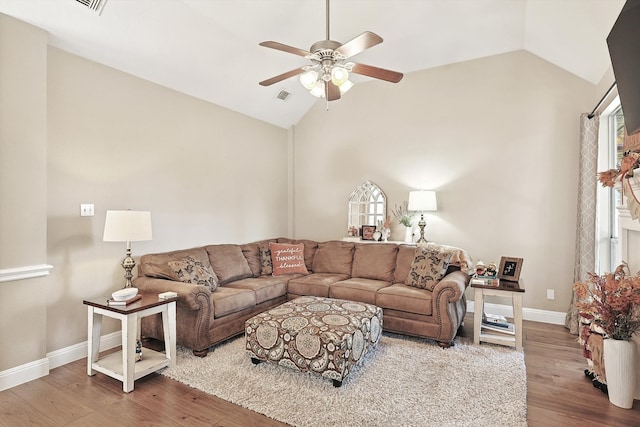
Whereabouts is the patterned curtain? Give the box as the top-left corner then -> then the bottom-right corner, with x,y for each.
565,113 -> 599,334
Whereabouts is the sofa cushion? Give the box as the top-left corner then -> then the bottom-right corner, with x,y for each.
167,256 -> 219,291
351,243 -> 398,282
329,277 -> 391,305
311,241 -> 355,275
394,245 -> 416,284
225,277 -> 287,305
376,284 -> 433,316
205,244 -> 253,284
139,247 -> 211,279
211,287 -> 256,318
291,239 -> 319,272
269,242 -> 309,276
241,243 -> 262,277
405,246 -> 452,290
287,273 -> 350,297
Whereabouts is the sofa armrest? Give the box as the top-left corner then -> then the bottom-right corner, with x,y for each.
133,276 -> 211,311
431,270 -> 470,344
432,270 -> 469,304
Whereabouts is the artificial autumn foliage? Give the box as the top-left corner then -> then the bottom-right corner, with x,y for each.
573,263 -> 640,340
598,152 -> 640,187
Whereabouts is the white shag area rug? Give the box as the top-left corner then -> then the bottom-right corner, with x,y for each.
161,333 -> 527,427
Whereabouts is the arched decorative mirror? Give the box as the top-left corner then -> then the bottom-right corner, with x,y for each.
348,180 -> 387,232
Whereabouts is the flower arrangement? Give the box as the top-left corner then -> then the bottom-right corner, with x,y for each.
598,151 -> 640,187
573,263 -> 640,340
391,201 -> 412,227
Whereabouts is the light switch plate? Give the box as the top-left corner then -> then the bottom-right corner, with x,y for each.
80,204 -> 94,217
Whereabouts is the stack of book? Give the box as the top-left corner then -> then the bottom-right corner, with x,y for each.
107,294 -> 142,306
471,274 -> 500,286
481,312 -> 515,335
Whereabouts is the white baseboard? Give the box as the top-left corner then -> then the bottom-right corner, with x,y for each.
467,301 -> 567,325
47,331 -> 122,369
0,357 -> 49,392
0,331 -> 122,392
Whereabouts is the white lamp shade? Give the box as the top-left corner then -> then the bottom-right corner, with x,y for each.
339,80 -> 354,94
299,70 -> 318,90
310,80 -> 325,97
331,67 -> 349,86
407,190 -> 437,212
103,210 -> 153,242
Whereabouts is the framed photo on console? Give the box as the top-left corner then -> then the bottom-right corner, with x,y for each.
498,257 -> 523,281
361,225 -> 376,241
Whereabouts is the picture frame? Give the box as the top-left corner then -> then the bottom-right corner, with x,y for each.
498,256 -> 523,281
360,225 -> 377,241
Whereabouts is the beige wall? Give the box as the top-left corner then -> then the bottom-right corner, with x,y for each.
44,48 -> 289,351
0,15 -> 48,371
0,13 -> 604,376
293,50 -> 595,313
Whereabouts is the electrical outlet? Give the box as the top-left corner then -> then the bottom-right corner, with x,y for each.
547,289 -> 555,300
80,203 -> 94,217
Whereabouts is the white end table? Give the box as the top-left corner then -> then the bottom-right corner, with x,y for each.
84,293 -> 177,392
472,280 -> 524,351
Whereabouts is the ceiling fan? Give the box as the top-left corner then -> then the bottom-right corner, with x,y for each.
258,0 -> 403,101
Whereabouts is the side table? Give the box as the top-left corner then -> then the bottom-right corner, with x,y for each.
83,293 -> 177,392
472,280 -> 525,351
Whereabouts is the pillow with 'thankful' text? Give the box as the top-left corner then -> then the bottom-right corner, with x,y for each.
268,242 -> 309,276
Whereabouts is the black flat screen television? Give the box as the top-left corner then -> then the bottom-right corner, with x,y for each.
607,0 -> 640,135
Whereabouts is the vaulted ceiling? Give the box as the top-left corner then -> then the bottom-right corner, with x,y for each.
0,0 -> 625,128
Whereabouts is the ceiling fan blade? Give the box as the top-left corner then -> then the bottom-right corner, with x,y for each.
259,41 -> 311,57
335,31 -> 383,58
326,82 -> 341,101
259,68 -> 304,86
351,63 -> 404,83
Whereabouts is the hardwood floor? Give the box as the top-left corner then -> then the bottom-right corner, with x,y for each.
1,314 -> 639,426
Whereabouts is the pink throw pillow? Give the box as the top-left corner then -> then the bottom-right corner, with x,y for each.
269,242 -> 309,276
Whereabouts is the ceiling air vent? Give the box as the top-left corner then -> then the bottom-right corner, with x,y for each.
74,0 -> 107,15
276,89 -> 292,102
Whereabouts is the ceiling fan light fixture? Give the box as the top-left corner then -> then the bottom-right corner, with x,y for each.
299,70 -> 318,90
259,0 -> 403,101
310,80 -> 325,97
338,79 -> 354,94
331,67 -> 349,86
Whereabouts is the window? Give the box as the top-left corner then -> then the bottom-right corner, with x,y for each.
348,181 -> 387,230
609,105 -> 625,268
597,99 -> 624,273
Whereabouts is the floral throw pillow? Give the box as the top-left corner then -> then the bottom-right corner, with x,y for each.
405,247 -> 452,291
168,256 -> 218,292
269,242 -> 309,276
259,243 -> 273,275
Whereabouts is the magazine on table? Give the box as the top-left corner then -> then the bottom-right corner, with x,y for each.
481,320 -> 515,335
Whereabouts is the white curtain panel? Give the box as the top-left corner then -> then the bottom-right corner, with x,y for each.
565,113 -> 599,334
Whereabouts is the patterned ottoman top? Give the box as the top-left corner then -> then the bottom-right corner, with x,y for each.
246,296 -> 383,383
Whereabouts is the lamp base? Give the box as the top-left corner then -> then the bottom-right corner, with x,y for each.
416,214 -> 427,244
121,248 -> 135,288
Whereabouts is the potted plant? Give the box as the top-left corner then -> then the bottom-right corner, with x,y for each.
392,202 -> 413,242
573,263 -> 640,408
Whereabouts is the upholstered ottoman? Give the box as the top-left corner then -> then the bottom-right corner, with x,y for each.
245,296 -> 383,387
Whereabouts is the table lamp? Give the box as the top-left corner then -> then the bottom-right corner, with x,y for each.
103,210 -> 152,288
407,190 -> 437,243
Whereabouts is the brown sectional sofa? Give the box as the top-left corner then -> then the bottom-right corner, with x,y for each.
134,238 -> 471,356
